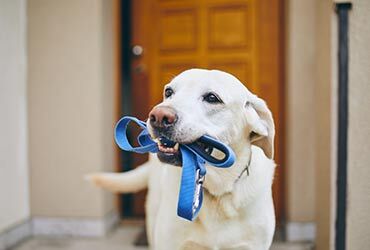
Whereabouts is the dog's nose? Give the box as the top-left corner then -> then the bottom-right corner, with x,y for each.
149,106 -> 177,128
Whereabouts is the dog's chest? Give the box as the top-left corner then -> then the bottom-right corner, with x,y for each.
185,192 -> 250,244
201,190 -> 240,220
186,215 -> 252,249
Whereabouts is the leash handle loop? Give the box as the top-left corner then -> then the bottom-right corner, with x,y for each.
114,116 -> 235,221
114,116 -> 158,154
187,136 -> 235,168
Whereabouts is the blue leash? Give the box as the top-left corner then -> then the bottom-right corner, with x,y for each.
114,116 -> 235,221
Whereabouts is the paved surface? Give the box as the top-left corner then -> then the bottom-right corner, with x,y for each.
12,225 -> 313,250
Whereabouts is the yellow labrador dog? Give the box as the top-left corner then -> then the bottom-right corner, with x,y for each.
88,69 -> 276,250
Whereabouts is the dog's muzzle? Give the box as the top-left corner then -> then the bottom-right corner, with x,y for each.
149,106 -> 177,130
148,106 -> 182,164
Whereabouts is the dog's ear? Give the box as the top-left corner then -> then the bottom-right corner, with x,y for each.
245,96 -> 275,159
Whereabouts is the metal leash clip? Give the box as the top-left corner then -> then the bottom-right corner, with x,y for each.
192,168 -> 205,214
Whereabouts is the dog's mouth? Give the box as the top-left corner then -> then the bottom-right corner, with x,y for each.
157,137 -> 180,154
154,136 -> 214,166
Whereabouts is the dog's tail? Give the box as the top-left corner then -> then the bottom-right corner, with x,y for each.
86,161 -> 150,193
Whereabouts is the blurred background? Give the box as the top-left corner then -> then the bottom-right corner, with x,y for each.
0,0 -> 369,249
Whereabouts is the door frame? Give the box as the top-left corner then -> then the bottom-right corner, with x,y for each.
114,0 -> 286,223
114,0 -> 135,217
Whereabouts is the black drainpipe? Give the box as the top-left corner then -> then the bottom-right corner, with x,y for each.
335,3 -> 352,250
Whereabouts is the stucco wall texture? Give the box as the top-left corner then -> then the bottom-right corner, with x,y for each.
27,0 -> 115,218
347,0 -> 370,249
0,0 -> 29,232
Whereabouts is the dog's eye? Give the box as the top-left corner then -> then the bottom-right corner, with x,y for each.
164,88 -> 174,98
203,92 -> 223,104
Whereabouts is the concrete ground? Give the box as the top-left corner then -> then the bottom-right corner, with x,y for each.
12,224 -> 313,250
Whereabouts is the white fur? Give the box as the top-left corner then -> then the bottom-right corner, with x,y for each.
87,69 -> 276,250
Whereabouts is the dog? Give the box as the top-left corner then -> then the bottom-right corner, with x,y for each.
87,69 -> 276,250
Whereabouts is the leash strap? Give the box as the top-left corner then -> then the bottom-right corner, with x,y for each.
114,116 -> 235,221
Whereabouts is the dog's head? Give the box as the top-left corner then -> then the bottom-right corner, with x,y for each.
147,69 -> 275,166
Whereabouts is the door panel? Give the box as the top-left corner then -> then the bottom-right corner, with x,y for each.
148,0 -> 258,105
208,4 -> 252,50
129,0 -> 284,222
159,8 -> 198,52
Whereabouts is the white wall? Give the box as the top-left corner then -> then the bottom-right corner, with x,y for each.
0,0 -> 29,232
314,1 -> 337,249
286,1 -> 338,247
347,0 -> 370,248
286,0 -> 317,223
27,0 -> 115,219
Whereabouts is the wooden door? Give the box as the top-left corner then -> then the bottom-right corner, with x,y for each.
129,0 -> 284,222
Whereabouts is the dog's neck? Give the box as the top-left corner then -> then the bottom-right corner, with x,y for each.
203,141 -> 252,197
